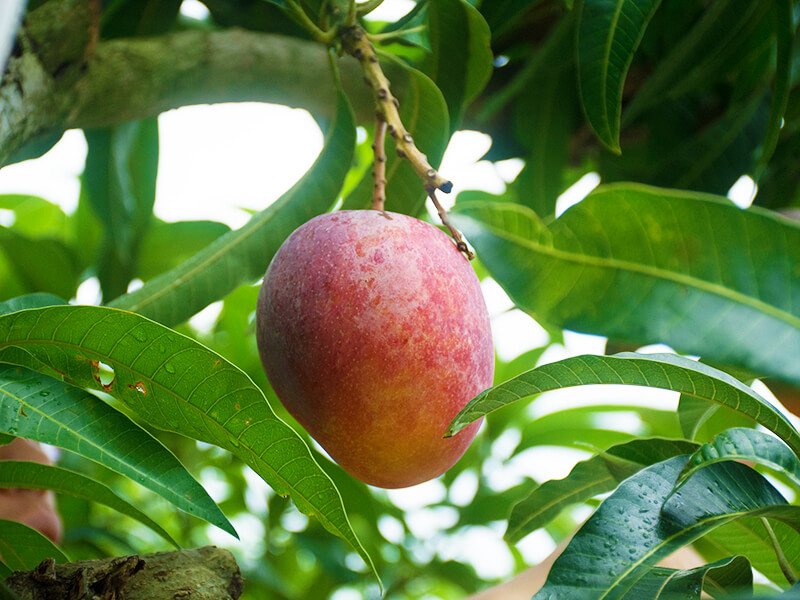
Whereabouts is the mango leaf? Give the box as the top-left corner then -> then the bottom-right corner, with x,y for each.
0,520 -> 69,571
0,228 -> 81,300
110,85 -> 356,327
533,457 -> 800,598
577,0 -> 663,152
0,305 -> 376,581
506,437 -> 697,544
447,353 -> 800,461
450,184 -> 800,388
0,461 -> 179,547
623,1 -> 772,123
83,118 -> 159,302
623,556 -> 752,599
427,0 -> 493,128
341,53 -> 449,216
137,220 -> 230,281
0,293 -> 67,317
478,0 -> 545,34
676,428 -> 800,491
0,195 -> 67,239
0,364 -> 234,537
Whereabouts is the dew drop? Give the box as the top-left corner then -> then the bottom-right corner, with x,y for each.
164,362 -> 176,374
228,436 -> 240,448
158,343 -> 166,352
131,329 -> 147,342
39,390 -> 50,397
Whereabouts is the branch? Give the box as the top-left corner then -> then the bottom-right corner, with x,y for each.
5,546 -> 243,600
0,1 -> 371,168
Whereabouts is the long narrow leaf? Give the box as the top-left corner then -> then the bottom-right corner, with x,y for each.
0,461 -> 179,547
0,364 -> 233,538
623,556 -> 752,599
0,520 -> 69,571
534,457 -> 800,598
577,0 -> 663,152
110,85 -> 356,327
446,353 -> 800,459
0,305 -> 376,580
451,185 -> 800,388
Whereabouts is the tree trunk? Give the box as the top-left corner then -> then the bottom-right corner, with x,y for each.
5,546 -> 243,600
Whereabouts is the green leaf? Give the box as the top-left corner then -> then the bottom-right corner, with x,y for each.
0,228 -> 82,300
0,520 -> 69,571
0,460 -> 179,548
479,0 -> 545,34
0,294 -> 67,317
676,428 -> 800,491
83,118 -> 159,302
427,0 -> 493,128
110,86 -> 356,327
446,353 -> 800,460
755,0 -> 796,178
137,220 -> 231,281
506,437 -> 698,544
0,195 -> 68,240
0,364 -> 234,538
534,457 -> 799,598
623,1 -> 772,123
577,0 -> 663,152
0,305 -> 376,581
623,556 -> 752,599
450,184 -> 800,388
341,53 -> 449,216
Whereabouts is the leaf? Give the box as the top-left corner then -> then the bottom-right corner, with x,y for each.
110,86 -> 356,327
450,184 -> 800,388
622,556 -> 752,599
447,353 -> 800,461
83,118 -> 159,302
0,305 -> 376,581
577,0 -> 663,152
623,1 -> 772,123
678,393 -> 756,442
0,520 -> 69,571
0,461 -> 179,548
0,364 -> 234,538
0,294 -> 67,317
427,0 -> 493,127
0,228 -> 82,300
755,0 -> 796,178
506,437 -> 697,543
0,195 -> 68,239
137,220 -> 231,281
533,457 -> 800,598
676,428 -> 800,491
341,53 -> 449,216
479,0 -> 545,34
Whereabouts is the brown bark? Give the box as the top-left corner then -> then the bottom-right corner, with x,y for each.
5,546 -> 243,600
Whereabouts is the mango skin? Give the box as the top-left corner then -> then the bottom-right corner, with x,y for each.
256,210 -> 494,488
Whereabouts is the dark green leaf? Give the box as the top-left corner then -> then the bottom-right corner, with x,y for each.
447,353 -> 800,460
0,294 -> 67,317
534,457 -> 799,598
0,305 -> 376,581
676,428 -> 800,491
451,184 -> 800,388
0,520 -> 69,571
83,119 -> 159,302
137,220 -> 231,281
506,437 -> 697,543
479,0 -> 544,34
0,364 -> 233,537
427,0 -> 493,127
110,86 -> 355,327
341,53 -> 448,216
0,228 -> 81,300
577,0 -> 663,152
624,556 -> 752,599
0,461 -> 179,547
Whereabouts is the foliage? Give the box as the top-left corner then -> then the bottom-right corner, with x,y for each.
1,0 -> 800,598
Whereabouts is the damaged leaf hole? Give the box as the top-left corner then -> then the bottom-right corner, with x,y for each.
96,361 -> 116,392
128,381 -> 148,395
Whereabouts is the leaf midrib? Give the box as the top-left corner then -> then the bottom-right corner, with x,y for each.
465,210 -> 800,331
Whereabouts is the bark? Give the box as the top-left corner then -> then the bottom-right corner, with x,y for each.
0,0 -> 370,168
5,546 -> 243,600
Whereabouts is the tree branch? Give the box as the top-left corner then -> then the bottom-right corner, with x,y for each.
1,0 -> 370,168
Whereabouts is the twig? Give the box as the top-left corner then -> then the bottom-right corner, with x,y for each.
340,25 -> 452,194
761,517 -> 798,585
427,187 -> 474,260
372,118 -> 387,210
368,26 -> 426,44
356,0 -> 385,16
286,0 -> 333,43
